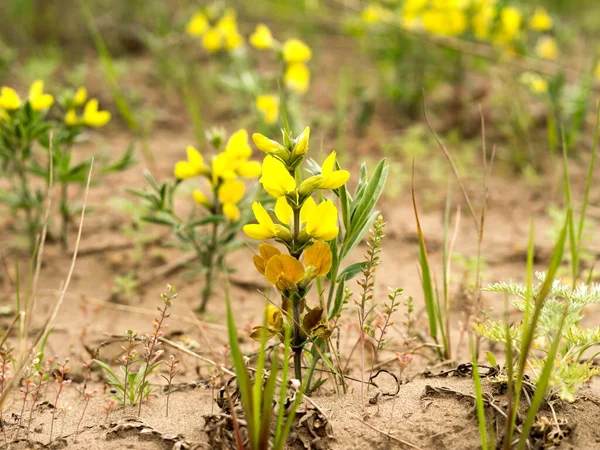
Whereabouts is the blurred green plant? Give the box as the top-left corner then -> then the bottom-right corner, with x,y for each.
0,81 -> 134,252
130,128 -> 262,312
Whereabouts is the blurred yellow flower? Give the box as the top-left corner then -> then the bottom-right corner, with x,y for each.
282,39 -> 312,64
303,239 -> 332,277
0,87 -> 21,110
74,87 -> 87,106
259,155 -> 296,198
250,24 -> 274,49
284,63 -> 310,95
520,72 -> 548,94
65,109 -> 78,126
218,179 -> 245,221
225,31 -> 244,50
529,7 -> 552,31
202,28 -> 222,52
82,99 -> 111,127
535,36 -> 558,61
193,189 -> 212,207
0,109 -> 8,121
265,254 -> 305,291
211,152 -> 238,183
244,202 -> 277,240
500,7 -> 522,41
304,200 -> 339,241
473,4 -> 496,40
28,81 -> 54,111
225,129 -> 252,160
362,5 -> 393,24
186,12 -> 209,36
422,8 -> 467,36
256,95 -> 279,124
174,146 -> 208,179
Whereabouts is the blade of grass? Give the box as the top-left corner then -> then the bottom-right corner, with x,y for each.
471,334 -> 488,450
506,212 -> 568,445
517,303 -> 569,450
412,162 -> 438,346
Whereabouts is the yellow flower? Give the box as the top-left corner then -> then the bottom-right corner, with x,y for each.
223,203 -> 241,221
274,196 -> 317,232
237,161 -> 262,178
473,4 -> 496,40
193,190 -> 212,207
292,126 -> 309,157
282,39 -> 312,64
256,95 -> 279,125
520,72 -> 548,94
218,179 -> 245,221
186,12 -> 209,36
266,304 -> 283,329
225,129 -> 252,160
82,99 -> 111,127
250,24 -> 274,49
225,31 -> 244,50
284,63 -> 310,95
174,146 -> 208,179
304,240 -> 332,277
252,133 -> 288,156
74,87 -> 87,106
202,28 -> 222,52
211,152 -> 238,183
265,254 -> 305,291
422,8 -> 467,36
0,87 -> 21,110
244,202 -> 277,240
319,151 -> 350,189
500,7 -> 522,40
259,155 -> 296,198
28,80 -> 54,111
253,243 -> 282,275
529,7 -> 552,31
65,109 -> 78,126
535,36 -> 558,61
304,200 -> 339,241
361,5 -> 393,24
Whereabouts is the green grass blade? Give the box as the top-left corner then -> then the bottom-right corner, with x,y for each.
517,304 -> 569,449
412,164 -> 438,343
225,284 -> 255,446
471,334 -> 488,450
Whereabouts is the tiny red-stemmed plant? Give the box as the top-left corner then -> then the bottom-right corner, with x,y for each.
49,360 -> 71,444
75,389 -> 98,443
161,355 -> 180,417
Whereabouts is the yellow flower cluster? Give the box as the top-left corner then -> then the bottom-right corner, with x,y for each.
64,88 -> 111,128
243,126 -> 348,294
173,129 -> 261,221
363,1 -> 558,58
186,7 -> 243,53
248,23 -> 313,123
0,81 -> 54,117
0,81 -> 110,128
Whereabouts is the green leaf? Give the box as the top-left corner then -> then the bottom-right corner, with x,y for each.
337,262 -> 365,282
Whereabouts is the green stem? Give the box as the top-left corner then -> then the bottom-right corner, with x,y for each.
198,220 -> 218,313
292,298 -> 303,383
16,156 -> 36,253
60,182 -> 69,250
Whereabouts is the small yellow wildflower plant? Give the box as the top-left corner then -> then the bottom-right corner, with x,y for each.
0,81 -> 133,252
180,4 -> 311,128
243,118 -> 388,384
130,128 -> 262,312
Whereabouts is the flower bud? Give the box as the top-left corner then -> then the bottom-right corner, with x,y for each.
252,133 -> 290,161
297,175 -> 324,198
292,126 -> 310,157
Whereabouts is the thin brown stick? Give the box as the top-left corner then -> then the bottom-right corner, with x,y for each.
0,160 -> 93,410
423,100 -> 479,234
